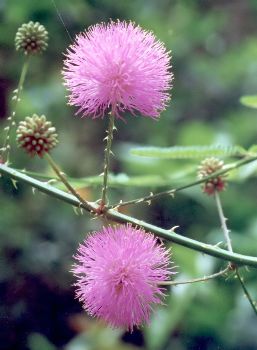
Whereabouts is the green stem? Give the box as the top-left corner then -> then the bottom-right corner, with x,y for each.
214,191 -> 233,252
106,155 -> 257,209
214,191 -> 257,315
2,163 -> 257,267
44,153 -> 95,212
1,56 -> 30,163
101,112 -> 115,208
236,270 -> 257,316
160,264 -> 231,286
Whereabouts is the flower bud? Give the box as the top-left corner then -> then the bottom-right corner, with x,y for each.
16,114 -> 58,157
198,157 -> 226,195
15,21 -> 48,55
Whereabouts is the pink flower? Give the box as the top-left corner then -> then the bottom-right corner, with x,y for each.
63,21 -> 172,119
72,224 -> 172,330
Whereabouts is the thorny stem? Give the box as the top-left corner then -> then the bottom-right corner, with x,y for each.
214,191 -> 257,316
1,57 -> 30,163
236,270 -> 257,315
214,191 -> 233,252
45,153 -> 95,213
106,155 -> 257,210
160,264 -> 231,286
100,112 -> 115,210
2,163 -> 257,267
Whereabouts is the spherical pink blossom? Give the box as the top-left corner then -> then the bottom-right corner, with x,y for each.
63,21 -> 172,119
72,224 -> 172,330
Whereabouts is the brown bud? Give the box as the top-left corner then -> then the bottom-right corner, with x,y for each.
198,157 -> 226,195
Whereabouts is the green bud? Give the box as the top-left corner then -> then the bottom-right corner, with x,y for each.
16,114 -> 58,157
15,21 -> 48,55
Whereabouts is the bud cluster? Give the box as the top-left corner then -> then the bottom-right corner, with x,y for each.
15,21 -> 48,55
198,157 -> 226,195
16,114 -> 58,157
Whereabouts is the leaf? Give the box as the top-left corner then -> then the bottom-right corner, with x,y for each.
131,145 -> 244,159
240,95 -> 257,109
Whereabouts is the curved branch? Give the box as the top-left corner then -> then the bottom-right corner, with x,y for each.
160,264 -> 231,286
106,155 -> 257,209
1,163 -> 257,267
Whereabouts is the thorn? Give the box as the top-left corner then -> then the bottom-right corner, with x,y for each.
136,198 -> 144,204
169,225 -> 179,232
46,179 -> 57,185
146,200 -> 151,205
214,241 -> 223,247
32,187 -> 36,195
73,206 -> 79,215
113,206 -> 120,211
11,178 -> 18,189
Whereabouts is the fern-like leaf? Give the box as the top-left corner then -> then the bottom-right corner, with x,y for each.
131,145 -> 245,159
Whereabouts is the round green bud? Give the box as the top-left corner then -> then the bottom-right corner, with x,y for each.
16,114 -> 58,157
15,21 -> 48,55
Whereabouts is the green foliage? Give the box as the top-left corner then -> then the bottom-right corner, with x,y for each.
240,95 -> 257,109
131,145 -> 245,159
20,170 -> 194,189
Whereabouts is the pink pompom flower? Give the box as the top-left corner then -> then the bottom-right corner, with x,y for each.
63,21 -> 172,119
72,224 -> 173,330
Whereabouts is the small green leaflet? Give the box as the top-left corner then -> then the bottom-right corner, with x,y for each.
240,95 -> 257,109
131,145 -> 245,159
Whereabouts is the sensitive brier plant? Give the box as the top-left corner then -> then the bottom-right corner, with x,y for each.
1,14 -> 257,347
63,21 -> 172,119
73,224 -> 172,330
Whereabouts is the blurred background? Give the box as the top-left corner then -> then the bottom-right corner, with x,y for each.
1,0 -> 257,349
